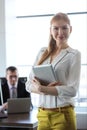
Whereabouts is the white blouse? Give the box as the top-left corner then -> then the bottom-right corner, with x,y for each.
26,47 -> 81,108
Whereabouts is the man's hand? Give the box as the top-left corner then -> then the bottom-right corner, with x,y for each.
2,102 -> 8,110
0,102 -> 8,112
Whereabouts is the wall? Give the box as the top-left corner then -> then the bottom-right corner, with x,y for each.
0,0 -> 6,76
0,0 -> 16,77
5,0 -> 16,67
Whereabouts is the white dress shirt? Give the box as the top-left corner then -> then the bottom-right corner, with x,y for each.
26,47 -> 81,108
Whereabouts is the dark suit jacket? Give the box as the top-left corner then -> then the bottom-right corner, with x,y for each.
0,79 -> 31,105
0,79 -> 33,130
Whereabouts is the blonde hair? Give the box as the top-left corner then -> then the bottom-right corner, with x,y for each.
37,12 -> 70,65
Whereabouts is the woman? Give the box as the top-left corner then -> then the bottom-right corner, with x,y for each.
26,12 -> 81,130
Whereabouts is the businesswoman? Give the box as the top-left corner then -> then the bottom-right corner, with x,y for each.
26,12 -> 81,130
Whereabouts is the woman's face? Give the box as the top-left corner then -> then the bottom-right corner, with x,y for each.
50,19 -> 72,45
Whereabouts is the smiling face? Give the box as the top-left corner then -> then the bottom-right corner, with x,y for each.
50,20 -> 72,46
50,13 -> 72,47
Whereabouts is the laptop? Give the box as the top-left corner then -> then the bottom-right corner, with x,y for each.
7,98 -> 31,114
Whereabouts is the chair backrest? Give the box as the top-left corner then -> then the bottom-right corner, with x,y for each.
18,77 -> 27,83
0,77 -> 27,85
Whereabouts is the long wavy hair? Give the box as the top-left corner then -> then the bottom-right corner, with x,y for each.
37,12 -> 70,65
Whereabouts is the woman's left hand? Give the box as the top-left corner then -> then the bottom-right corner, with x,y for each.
31,77 -> 59,95
48,81 -> 62,87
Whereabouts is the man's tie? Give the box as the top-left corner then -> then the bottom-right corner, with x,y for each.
11,87 -> 17,98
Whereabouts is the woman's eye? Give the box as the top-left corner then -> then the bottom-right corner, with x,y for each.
62,26 -> 68,30
52,26 -> 69,31
53,27 -> 59,31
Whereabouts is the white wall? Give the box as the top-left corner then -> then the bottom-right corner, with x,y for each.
0,0 -> 6,76
5,0 -> 16,67
0,0 -> 16,77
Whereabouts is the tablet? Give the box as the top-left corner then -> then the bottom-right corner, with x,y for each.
32,64 -> 56,85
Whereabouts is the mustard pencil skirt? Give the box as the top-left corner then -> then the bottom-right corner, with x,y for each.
37,106 -> 77,130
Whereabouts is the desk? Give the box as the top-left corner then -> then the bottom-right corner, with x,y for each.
0,109 -> 38,130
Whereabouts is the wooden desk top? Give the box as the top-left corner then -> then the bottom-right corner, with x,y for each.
0,108 -> 38,128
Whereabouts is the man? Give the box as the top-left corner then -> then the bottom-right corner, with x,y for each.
0,66 -> 31,110
0,66 -> 32,130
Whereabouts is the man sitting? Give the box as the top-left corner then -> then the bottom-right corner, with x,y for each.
0,66 -> 30,109
0,66 -> 32,130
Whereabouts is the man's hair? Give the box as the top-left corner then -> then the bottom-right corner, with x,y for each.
6,66 -> 17,72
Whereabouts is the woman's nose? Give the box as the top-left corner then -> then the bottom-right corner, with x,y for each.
58,28 -> 63,35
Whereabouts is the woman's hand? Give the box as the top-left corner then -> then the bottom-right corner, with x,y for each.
31,78 -> 62,95
48,81 -> 62,87
31,77 -> 43,93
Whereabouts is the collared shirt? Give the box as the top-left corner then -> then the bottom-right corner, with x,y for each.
26,47 -> 81,108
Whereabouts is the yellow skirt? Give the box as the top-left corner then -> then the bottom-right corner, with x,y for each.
37,106 -> 77,130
